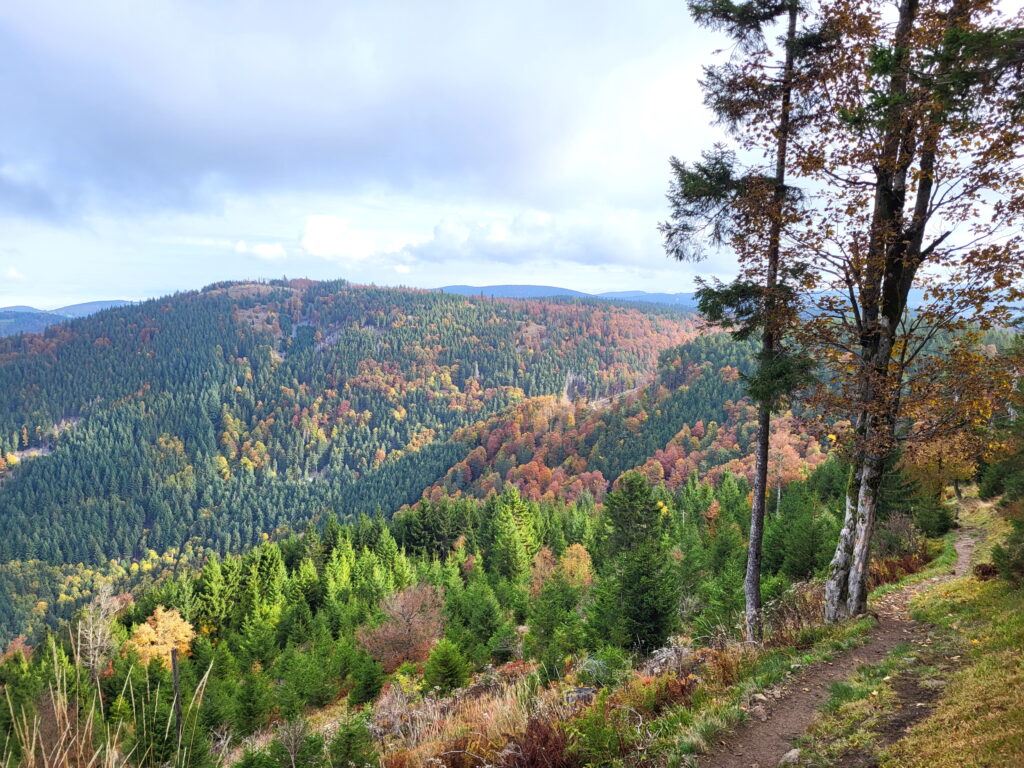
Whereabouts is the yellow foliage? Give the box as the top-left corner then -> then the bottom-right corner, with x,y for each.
128,605 -> 195,668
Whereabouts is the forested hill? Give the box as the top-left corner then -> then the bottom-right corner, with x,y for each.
0,279 -> 700,568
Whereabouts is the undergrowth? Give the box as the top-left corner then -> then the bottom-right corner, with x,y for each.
795,495 -> 1024,768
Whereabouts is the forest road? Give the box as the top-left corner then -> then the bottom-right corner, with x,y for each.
695,523 -> 980,768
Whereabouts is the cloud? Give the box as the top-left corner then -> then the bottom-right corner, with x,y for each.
0,1 -> 718,218
301,214 -> 426,263
234,240 -> 288,261
397,207 -> 666,269
4,266 -> 26,281
0,1 -> 732,300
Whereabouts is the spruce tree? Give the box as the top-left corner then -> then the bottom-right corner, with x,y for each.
605,472 -> 679,654
422,639 -> 470,695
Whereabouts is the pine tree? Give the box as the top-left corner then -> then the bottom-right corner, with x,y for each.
347,652 -> 384,707
490,502 -> 530,582
328,712 -> 380,768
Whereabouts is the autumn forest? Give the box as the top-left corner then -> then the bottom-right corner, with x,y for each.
3,0 -> 1024,767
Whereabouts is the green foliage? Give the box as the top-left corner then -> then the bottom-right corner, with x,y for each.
565,692 -> 634,765
422,638 -> 470,694
268,729 -> 327,768
235,670 -> 276,736
328,713 -> 379,768
606,473 -> 679,654
914,498 -> 955,538
576,646 -> 632,689
347,652 -> 384,707
993,518 -> 1024,586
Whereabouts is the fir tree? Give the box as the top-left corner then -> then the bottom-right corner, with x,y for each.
423,639 -> 470,695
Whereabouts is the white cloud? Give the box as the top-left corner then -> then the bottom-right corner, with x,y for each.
401,207 -> 665,269
234,240 -> 288,261
4,266 -> 25,281
301,214 -> 425,263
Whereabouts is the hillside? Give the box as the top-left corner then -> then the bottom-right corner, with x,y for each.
0,279 -> 720,641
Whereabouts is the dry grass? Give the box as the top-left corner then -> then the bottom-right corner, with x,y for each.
374,666 -> 577,767
763,583 -> 825,648
3,660 -> 128,768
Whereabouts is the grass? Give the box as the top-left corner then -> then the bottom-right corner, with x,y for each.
654,617 -> 878,765
883,536 -> 1024,767
653,527 -> 964,767
795,494 -> 1024,768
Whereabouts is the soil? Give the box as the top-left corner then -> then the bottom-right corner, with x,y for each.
695,528 -> 980,768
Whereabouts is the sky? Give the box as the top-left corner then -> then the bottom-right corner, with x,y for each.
0,0 -> 741,309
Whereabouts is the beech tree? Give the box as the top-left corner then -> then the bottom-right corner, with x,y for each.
788,0 -> 1024,621
356,584 -> 443,673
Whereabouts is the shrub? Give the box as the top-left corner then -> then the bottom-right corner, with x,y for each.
423,639 -> 470,694
913,499 -> 954,538
236,748 -> 278,768
992,517 -> 1024,586
329,713 -> 380,768
612,673 -> 696,716
356,585 -> 444,673
979,462 -> 1009,500
575,646 -> 631,689
499,717 -> 576,768
565,694 -> 634,764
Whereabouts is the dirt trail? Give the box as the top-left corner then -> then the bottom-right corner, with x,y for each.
696,527 -> 980,768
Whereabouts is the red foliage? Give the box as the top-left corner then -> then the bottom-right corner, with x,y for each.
499,717 -> 577,768
356,584 -> 444,673
1,635 -> 33,662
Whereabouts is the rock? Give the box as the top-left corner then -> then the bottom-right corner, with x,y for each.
751,693 -> 769,703
778,748 -> 801,766
749,704 -> 770,722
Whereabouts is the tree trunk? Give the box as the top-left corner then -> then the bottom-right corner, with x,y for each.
744,405 -> 771,642
845,450 -> 885,616
824,460 -> 862,622
743,0 -> 799,644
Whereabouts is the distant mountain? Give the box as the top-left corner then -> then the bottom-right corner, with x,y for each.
598,290 -> 697,306
440,284 -> 590,299
438,285 -> 961,312
0,310 -> 58,337
0,300 -> 133,336
439,284 -> 698,307
0,305 -> 54,314
54,300 -> 133,317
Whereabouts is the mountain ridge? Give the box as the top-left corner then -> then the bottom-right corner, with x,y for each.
439,284 -> 698,306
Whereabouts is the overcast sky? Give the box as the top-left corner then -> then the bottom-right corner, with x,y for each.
0,0 -> 743,308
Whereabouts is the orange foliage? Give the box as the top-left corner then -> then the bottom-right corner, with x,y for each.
127,606 -> 195,668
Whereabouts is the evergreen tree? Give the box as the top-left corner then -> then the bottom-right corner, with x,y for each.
328,713 -> 380,768
605,472 -> 679,654
422,639 -> 470,695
